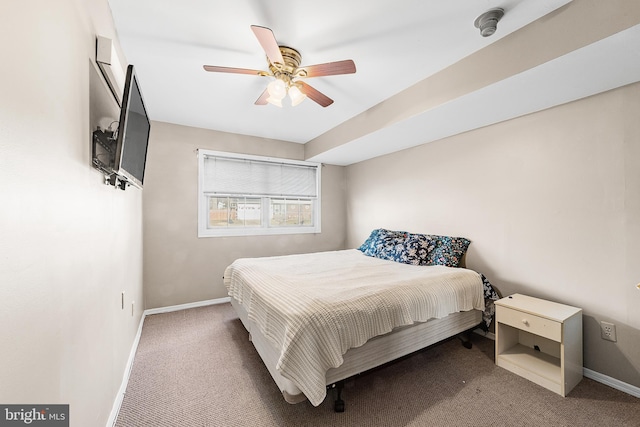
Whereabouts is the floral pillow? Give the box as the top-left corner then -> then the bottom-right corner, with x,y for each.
358,228 -> 405,257
425,235 -> 471,268
358,229 -> 469,268
400,233 -> 437,265
373,229 -> 409,262
358,229 -> 437,266
357,229 -> 384,257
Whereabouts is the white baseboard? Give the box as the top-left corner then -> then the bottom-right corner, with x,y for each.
473,328 -> 640,399
583,368 -> 640,398
144,297 -> 231,316
106,297 -> 231,426
106,312 -> 146,427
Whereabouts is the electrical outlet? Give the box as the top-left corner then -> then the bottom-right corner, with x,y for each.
601,321 -> 617,342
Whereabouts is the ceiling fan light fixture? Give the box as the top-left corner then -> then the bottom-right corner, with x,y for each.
267,78 -> 287,99
266,96 -> 283,107
288,85 -> 306,106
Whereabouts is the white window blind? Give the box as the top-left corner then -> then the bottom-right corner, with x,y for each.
197,150 -> 321,237
203,155 -> 317,198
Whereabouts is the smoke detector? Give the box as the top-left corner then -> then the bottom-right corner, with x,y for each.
474,8 -> 505,37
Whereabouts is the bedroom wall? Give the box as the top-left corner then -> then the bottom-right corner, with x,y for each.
142,121 -> 347,309
0,1 -> 144,426
344,82 -> 640,389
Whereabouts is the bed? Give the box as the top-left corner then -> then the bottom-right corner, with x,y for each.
223,230 -> 498,409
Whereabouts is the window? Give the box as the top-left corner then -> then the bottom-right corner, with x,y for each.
198,150 -> 321,237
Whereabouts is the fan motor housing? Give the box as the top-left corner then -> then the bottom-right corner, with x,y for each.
268,46 -> 301,75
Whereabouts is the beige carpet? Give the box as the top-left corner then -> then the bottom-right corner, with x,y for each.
115,303 -> 640,426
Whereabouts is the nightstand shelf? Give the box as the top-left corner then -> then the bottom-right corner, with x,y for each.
495,294 -> 583,396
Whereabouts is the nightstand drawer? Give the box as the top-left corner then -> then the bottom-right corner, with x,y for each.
496,305 -> 561,342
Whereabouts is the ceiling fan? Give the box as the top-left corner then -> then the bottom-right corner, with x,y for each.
203,25 -> 356,108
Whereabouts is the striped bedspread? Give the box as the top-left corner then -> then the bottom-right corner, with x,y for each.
223,249 -> 485,406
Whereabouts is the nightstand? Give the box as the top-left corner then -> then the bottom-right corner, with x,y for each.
494,293 -> 583,396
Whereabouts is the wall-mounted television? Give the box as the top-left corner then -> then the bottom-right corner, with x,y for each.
113,64 -> 151,189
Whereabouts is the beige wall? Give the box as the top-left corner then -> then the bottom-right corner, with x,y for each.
143,122 -> 347,309
0,0 -> 144,426
345,82 -> 640,388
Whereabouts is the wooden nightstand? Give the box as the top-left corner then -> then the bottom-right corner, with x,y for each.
494,294 -> 583,396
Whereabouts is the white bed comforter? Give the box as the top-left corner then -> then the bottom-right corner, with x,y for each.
223,249 -> 484,406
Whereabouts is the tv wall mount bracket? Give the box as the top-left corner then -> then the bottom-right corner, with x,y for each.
91,126 -> 130,190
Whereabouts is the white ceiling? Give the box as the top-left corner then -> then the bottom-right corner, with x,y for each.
107,1 -> 640,165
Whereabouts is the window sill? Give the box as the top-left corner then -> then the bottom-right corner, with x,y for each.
198,226 -> 321,238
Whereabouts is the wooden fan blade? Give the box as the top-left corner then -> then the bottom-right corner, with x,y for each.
251,25 -> 284,66
298,60 -> 356,78
297,82 -> 333,107
203,65 -> 266,76
254,88 -> 269,105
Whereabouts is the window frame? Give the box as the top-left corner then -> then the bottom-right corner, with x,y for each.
197,149 -> 321,237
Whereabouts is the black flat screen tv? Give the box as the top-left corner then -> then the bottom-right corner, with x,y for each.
113,64 -> 151,189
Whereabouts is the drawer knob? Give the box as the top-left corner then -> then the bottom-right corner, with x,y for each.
522,319 -> 529,326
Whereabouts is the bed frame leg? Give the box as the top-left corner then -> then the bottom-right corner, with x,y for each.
328,380 -> 345,413
458,329 -> 473,349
